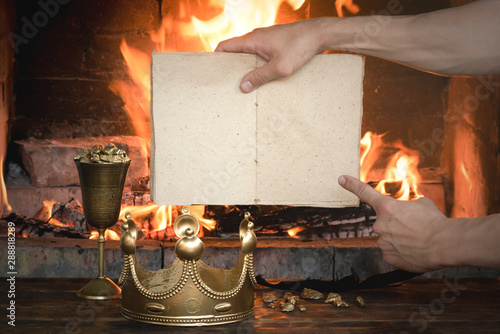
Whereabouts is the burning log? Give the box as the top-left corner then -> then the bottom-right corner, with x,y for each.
206,178 -> 417,239
1,197 -> 148,240
206,204 -> 376,239
34,198 -> 88,234
1,212 -> 90,238
0,198 -> 91,238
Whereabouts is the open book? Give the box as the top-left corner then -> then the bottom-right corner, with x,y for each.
151,52 -> 364,207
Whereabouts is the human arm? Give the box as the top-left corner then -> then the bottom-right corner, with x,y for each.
215,0 -> 500,93
338,175 -> 500,272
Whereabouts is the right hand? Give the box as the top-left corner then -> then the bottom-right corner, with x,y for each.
215,19 -> 325,93
338,175 -> 450,273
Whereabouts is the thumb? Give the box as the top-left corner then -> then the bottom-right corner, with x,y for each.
338,175 -> 387,209
240,59 -> 293,93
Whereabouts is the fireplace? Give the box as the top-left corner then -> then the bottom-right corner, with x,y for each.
1,0 -> 500,280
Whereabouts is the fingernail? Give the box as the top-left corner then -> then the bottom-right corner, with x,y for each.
241,81 -> 254,93
338,175 -> 346,186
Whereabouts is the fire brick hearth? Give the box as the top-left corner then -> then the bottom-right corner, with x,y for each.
2,236 -> 500,280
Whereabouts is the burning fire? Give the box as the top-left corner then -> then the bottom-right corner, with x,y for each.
117,204 -> 216,239
287,226 -> 307,238
360,132 -> 423,201
335,0 -> 360,17
360,131 -> 384,182
0,155 -> 12,214
38,200 -> 66,227
89,229 -> 120,240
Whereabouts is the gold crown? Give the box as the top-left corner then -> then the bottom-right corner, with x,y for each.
118,207 -> 258,326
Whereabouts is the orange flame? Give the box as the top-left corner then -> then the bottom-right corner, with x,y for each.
90,229 -> 120,240
287,226 -> 306,238
335,0 -> 360,17
188,0 -> 306,51
38,199 -> 67,227
360,132 -> 422,201
360,131 -> 384,183
118,205 -> 216,239
1,85 -> 10,215
189,205 -> 217,232
0,155 -> 12,215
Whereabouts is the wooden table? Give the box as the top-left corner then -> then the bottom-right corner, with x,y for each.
2,278 -> 499,333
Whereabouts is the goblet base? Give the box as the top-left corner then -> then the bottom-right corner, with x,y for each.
77,276 -> 121,300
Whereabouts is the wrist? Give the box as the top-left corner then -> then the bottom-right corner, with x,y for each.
311,17 -> 345,53
433,217 -> 482,269
430,218 -> 454,269
312,16 -> 375,55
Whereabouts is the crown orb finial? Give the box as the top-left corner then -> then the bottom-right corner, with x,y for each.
121,233 -> 136,255
175,233 -> 205,261
120,212 -> 138,255
241,229 -> 257,254
174,207 -> 201,239
239,212 -> 257,254
239,212 -> 254,241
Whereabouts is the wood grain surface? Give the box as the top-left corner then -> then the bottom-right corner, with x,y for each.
1,277 -> 499,333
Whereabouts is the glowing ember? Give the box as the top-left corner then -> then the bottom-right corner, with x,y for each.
90,229 -> 120,240
287,226 -> 306,238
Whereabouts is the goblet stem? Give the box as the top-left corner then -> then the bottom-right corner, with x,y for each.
98,228 -> 105,278
76,227 -> 121,300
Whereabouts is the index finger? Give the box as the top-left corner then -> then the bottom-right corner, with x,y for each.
338,175 -> 387,208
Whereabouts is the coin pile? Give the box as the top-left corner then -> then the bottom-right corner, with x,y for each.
261,292 -> 307,312
320,290 -> 365,308
74,143 -> 130,164
261,289 -> 366,313
324,292 -> 350,308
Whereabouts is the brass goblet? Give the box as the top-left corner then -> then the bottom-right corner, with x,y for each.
75,159 -> 131,300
